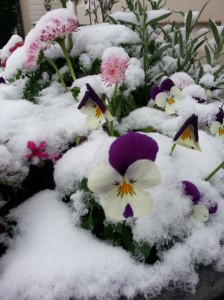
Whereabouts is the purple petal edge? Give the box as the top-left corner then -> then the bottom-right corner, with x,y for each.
77,91 -> 89,110
150,86 -> 161,100
0,77 -> 6,84
86,83 -> 106,113
208,202 -> 218,214
123,203 -> 134,218
109,132 -> 159,176
160,78 -> 175,92
182,180 -> 201,204
216,108 -> 224,124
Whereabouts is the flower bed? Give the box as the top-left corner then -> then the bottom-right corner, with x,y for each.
0,1 -> 224,299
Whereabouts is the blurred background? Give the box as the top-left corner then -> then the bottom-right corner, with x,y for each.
1,0 -> 224,52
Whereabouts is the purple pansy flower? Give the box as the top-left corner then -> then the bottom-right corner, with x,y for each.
0,77 -> 6,84
210,108 -> 224,140
182,180 -> 218,222
78,83 -> 113,129
150,78 -> 181,115
173,114 -> 201,151
87,132 -> 161,221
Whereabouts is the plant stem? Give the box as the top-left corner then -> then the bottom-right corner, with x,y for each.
204,161 -> 224,181
45,57 -> 69,92
56,38 -> 76,81
169,143 -> 176,156
68,34 -> 73,53
109,83 -> 118,136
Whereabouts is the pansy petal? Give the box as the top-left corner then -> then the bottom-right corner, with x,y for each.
109,132 -> 159,176
88,165 -> 122,194
155,92 -> 167,108
102,186 -> 153,221
86,114 -> 106,129
165,103 -> 176,115
216,108 -> 224,124
160,78 -> 174,92
104,110 -> 113,122
170,86 -> 181,99
174,125 -> 201,150
182,181 -> 200,204
210,121 -> 221,135
192,204 -> 209,222
125,160 -> 161,189
150,86 -> 161,100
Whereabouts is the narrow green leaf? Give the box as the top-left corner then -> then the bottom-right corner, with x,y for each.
185,10 -> 193,41
197,65 -> 204,84
146,12 -> 172,26
178,32 -> 184,57
204,45 -> 212,65
148,44 -> 170,65
209,19 -> 221,47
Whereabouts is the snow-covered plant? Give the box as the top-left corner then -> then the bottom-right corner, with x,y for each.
0,34 -> 23,68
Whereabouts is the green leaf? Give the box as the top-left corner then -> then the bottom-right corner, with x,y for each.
204,45 -> 212,65
107,15 -> 118,25
80,178 -> 90,192
209,19 -> 221,48
185,10 -> 193,41
70,86 -> 80,100
146,12 -> 172,26
83,212 -> 94,230
197,65 -> 204,83
148,44 -> 170,65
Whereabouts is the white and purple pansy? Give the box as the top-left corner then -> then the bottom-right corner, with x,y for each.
77,83 -> 113,129
87,132 -> 161,221
173,114 -> 201,151
150,78 -> 181,115
182,180 -> 218,222
210,108 -> 224,140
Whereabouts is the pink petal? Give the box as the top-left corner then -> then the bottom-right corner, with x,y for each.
27,141 -> 37,150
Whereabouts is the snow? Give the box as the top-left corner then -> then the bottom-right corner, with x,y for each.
0,6 -> 224,300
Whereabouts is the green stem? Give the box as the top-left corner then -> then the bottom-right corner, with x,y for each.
169,143 -> 176,156
109,83 -> 119,137
60,0 -> 67,8
204,161 -> 224,181
45,57 -> 69,92
56,38 -> 76,81
68,34 -> 73,53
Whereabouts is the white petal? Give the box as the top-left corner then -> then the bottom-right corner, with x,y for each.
80,103 -> 95,116
165,103 -> 175,115
104,110 -> 114,122
124,160 -> 161,189
86,114 -> 106,129
210,121 -> 221,135
88,165 -> 122,194
175,125 -> 201,150
192,204 -> 209,222
170,86 -> 182,99
102,186 -> 153,221
155,92 -> 167,108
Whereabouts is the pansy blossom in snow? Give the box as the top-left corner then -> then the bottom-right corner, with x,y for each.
150,78 -> 181,115
210,108 -> 224,140
182,180 -> 218,222
100,47 -> 130,87
173,114 -> 201,151
78,83 -> 113,129
88,132 -> 161,221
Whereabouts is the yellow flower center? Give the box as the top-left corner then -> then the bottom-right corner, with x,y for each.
95,105 -> 103,119
218,127 -> 224,136
181,128 -> 192,141
117,181 -> 135,197
167,97 -> 174,105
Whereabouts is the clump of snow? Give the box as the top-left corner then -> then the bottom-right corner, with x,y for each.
170,72 -> 195,89
72,23 -> 140,59
4,46 -> 26,79
199,74 -> 215,87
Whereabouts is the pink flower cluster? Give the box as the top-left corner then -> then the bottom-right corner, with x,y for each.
24,8 -> 79,68
0,34 -> 23,68
26,141 -> 61,165
100,47 -> 130,87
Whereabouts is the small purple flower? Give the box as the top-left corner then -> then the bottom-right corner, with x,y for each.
78,83 -> 113,129
150,78 -> 181,115
182,180 -> 200,204
173,114 -> 201,151
0,77 -> 6,84
88,132 -> 161,221
181,180 -> 218,222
